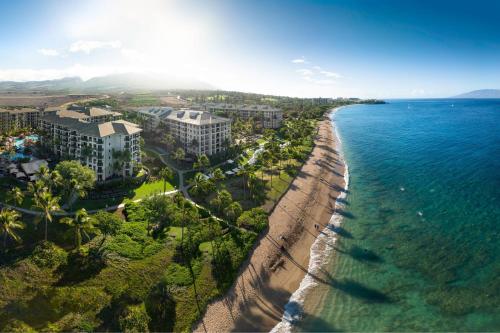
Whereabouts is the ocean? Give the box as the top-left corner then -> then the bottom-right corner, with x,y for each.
294,99 -> 500,331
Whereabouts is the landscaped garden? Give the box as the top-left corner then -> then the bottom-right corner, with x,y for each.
0,188 -> 261,332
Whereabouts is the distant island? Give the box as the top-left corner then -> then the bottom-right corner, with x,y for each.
452,89 -> 500,99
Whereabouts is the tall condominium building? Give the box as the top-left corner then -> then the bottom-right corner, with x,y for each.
133,106 -> 173,132
161,109 -> 231,156
0,108 -> 58,133
195,103 -> 283,129
126,107 -> 232,156
39,112 -> 141,182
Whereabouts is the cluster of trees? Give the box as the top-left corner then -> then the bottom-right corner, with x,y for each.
1,161 -> 96,249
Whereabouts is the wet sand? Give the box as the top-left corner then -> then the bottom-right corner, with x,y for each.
195,110 -> 346,332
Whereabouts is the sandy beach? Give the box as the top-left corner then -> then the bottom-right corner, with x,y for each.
195,109 -> 346,332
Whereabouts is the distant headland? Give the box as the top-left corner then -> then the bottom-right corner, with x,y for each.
452,89 -> 500,99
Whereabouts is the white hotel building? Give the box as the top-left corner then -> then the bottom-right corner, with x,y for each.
39,108 -> 142,182
196,103 -> 283,129
129,107 -> 231,156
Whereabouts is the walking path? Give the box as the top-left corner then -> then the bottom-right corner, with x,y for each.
0,189 -> 178,217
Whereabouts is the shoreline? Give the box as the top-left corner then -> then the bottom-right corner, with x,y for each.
195,108 -> 347,332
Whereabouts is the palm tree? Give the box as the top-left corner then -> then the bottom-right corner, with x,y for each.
0,209 -> 24,249
61,208 -> 95,250
32,189 -> 60,241
193,154 -> 210,172
162,133 -> 176,150
49,170 -> 63,190
261,150 -> 273,186
189,173 -> 213,197
36,165 -> 51,183
237,163 -> 253,200
172,148 -> 185,163
224,202 -> 243,222
212,168 -> 225,183
6,187 -> 24,206
210,190 -> 233,215
248,172 -> 258,199
159,167 -> 174,193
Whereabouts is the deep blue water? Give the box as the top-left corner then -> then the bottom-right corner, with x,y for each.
300,99 -> 500,331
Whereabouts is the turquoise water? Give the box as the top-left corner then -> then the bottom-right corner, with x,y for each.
299,100 -> 500,331
14,134 -> 38,150
2,134 -> 38,161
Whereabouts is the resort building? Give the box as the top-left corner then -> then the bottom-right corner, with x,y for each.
133,106 -> 174,132
21,159 -> 49,182
195,103 -> 283,129
126,107 -> 231,156
0,108 -> 58,133
39,112 -> 142,182
161,109 -> 231,156
50,107 -> 122,123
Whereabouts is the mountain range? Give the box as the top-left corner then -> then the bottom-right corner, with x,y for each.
0,73 -> 214,93
452,89 -> 500,99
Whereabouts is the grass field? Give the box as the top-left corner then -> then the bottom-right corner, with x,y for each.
126,94 -> 161,106
72,179 -> 175,211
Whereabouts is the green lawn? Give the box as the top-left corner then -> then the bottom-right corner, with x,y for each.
167,226 -> 183,240
133,180 -> 174,199
256,138 -> 267,145
73,180 -> 175,211
126,94 -> 160,106
199,241 -> 213,254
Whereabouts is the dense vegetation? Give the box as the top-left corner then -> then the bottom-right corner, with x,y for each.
0,193 -> 259,332
0,90 -> 369,331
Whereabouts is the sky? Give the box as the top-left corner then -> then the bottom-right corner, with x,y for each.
0,0 -> 499,98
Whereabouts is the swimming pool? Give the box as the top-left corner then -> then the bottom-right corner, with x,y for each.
14,134 -> 38,150
1,134 -> 39,161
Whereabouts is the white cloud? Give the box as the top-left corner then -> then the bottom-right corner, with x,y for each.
69,40 -> 122,54
291,57 -> 308,64
38,48 -> 60,56
320,70 -> 342,78
294,61 -> 342,86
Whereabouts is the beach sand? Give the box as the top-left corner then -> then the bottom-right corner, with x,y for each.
195,110 -> 346,332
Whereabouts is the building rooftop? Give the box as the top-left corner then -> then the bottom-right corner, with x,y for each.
201,103 -> 282,112
41,113 -> 142,138
21,159 -> 48,176
0,107 -> 39,114
56,110 -> 89,120
136,106 -> 173,118
84,107 -> 121,118
164,109 -> 230,125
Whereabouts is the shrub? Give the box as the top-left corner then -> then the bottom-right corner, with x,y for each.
1,319 -> 36,333
142,242 -> 164,257
119,303 -> 151,333
93,211 -> 123,237
237,208 -> 268,232
124,201 -> 149,223
121,222 -> 148,243
105,234 -> 143,259
163,263 -> 192,286
30,241 -> 68,269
